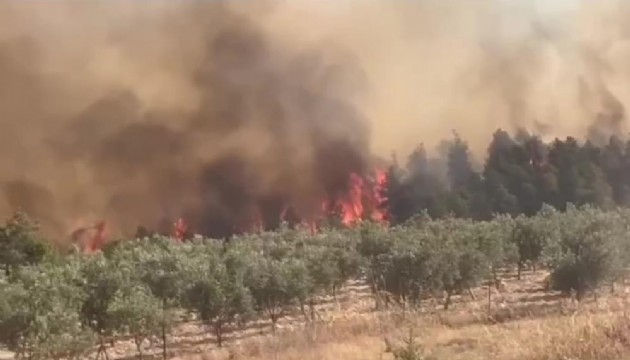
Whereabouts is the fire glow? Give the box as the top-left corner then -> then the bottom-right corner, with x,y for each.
74,169 -> 389,253
323,169 -> 389,226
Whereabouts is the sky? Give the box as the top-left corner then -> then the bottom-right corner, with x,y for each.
531,0 -> 579,13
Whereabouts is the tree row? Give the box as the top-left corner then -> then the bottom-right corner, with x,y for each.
2,204 -> 630,359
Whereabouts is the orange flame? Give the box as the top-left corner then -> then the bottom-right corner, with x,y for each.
69,169 -> 389,246
92,221 -> 107,251
340,173 -> 365,225
371,169 -> 389,222
319,169 -> 389,227
72,221 -> 107,254
173,218 -> 188,242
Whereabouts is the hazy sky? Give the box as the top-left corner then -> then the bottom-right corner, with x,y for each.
533,0 -> 579,14
537,0 -> 577,8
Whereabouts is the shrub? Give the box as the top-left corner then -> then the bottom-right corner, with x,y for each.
546,206 -> 625,300
0,212 -> 51,277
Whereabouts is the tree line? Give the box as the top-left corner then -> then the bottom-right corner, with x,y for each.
2,203 -> 630,359
386,130 -> 630,223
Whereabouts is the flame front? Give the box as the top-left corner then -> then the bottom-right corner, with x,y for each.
341,169 -> 389,226
173,218 -> 188,242
72,168 -> 389,253
72,221 -> 107,254
371,169 -> 389,222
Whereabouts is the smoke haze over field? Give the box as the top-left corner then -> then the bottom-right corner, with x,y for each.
0,1 -> 629,239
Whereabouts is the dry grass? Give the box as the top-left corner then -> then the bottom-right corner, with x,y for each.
172,270 -> 630,360
4,270 -> 629,360
94,270 -> 630,360
177,306 -> 630,360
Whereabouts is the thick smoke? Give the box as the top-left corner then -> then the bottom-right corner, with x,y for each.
0,2 -> 370,239
1,1 -> 630,240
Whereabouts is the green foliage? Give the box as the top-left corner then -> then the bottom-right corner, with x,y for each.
546,206 -> 626,300
512,215 -> 549,278
108,284 -> 163,358
384,132 -> 630,223
181,246 -> 252,347
245,253 -> 309,331
6,200 -> 630,358
0,212 -> 51,277
80,253 -> 126,339
386,329 -> 427,360
0,262 -> 94,359
103,236 -> 189,358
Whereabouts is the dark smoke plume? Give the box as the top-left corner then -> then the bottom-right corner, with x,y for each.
0,3 -> 370,240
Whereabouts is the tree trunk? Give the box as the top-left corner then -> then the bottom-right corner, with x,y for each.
332,285 -> 340,310
401,295 -> 407,318
134,337 -> 143,360
161,300 -> 167,360
300,301 -> 309,322
444,289 -> 453,310
215,323 -> 223,348
517,262 -> 522,280
161,323 -> 167,360
369,273 -> 382,311
532,263 -> 537,273
309,298 -> 317,322
576,288 -> 584,302
270,311 -> 278,334
487,283 -> 492,314
95,338 -> 110,360
492,267 -> 501,290
468,288 -> 476,301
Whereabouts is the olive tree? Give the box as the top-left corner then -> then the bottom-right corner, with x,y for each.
545,206 -> 625,300
245,254 -> 308,332
79,253 -> 128,358
108,284 -> 162,359
181,246 -> 252,347
0,212 -> 51,277
0,261 -> 94,360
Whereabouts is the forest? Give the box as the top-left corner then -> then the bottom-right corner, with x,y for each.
386,129 -> 630,223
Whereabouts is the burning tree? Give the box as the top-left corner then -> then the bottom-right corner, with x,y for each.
69,168 -> 390,253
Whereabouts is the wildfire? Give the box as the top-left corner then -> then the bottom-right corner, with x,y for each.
336,168 -> 389,226
173,218 -> 188,242
73,169 -> 389,253
372,169 -> 389,222
71,221 -> 107,254
341,173 -> 365,226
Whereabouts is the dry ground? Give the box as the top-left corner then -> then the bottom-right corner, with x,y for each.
173,270 -> 630,360
4,269 -> 630,360
181,305 -> 630,360
119,269 -> 630,360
